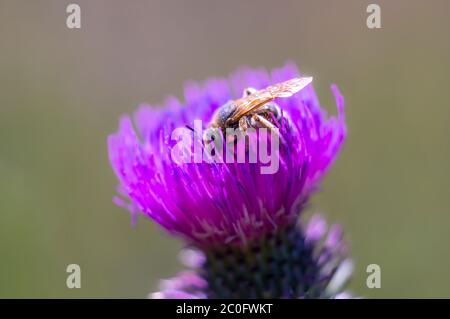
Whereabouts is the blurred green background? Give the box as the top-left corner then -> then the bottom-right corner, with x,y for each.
0,0 -> 449,298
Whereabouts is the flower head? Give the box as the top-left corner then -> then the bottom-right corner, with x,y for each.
108,62 -> 351,298
108,62 -> 346,247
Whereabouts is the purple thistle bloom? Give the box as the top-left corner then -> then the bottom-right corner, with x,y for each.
108,62 -> 351,298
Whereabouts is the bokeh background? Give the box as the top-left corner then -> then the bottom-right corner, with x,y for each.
1,0 -> 449,298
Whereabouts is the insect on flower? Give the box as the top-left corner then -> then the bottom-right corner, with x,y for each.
207,77 -> 313,136
108,62 -> 351,298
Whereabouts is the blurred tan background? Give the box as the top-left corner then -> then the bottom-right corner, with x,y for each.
0,0 -> 449,298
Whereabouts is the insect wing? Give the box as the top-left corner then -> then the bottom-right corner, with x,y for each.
229,77 -> 313,123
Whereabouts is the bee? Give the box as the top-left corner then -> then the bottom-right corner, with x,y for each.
207,77 -> 313,136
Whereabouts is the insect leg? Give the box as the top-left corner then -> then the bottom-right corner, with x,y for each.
239,116 -> 249,132
251,113 -> 278,134
251,114 -> 288,146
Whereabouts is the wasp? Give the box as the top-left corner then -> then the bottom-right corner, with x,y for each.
207,77 -> 312,136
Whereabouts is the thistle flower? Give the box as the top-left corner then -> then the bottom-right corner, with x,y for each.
108,62 -> 351,298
